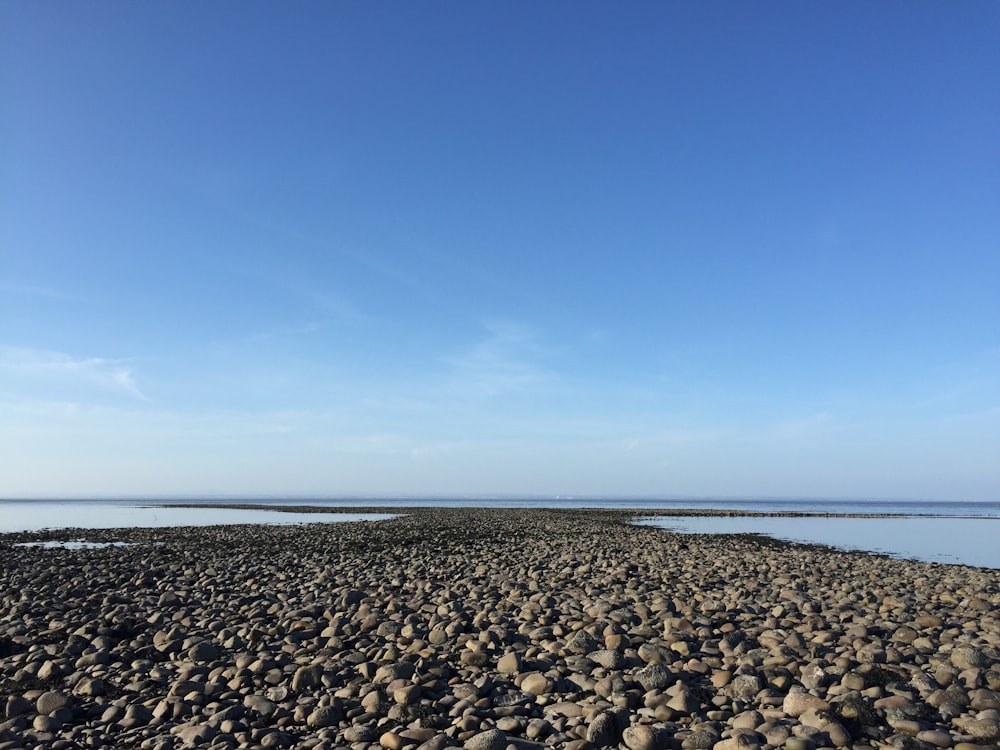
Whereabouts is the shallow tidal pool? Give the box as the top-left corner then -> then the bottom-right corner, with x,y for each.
0,501 -> 393,533
637,514 -> 1000,568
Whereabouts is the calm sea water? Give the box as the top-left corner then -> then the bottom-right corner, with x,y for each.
0,501 -> 389,533
636,514 -> 1000,569
1,497 -> 997,568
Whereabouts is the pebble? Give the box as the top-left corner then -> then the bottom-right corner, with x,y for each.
35,691 -> 69,716
622,723 -> 665,750
0,506 -> 997,750
587,711 -> 621,746
380,731 -> 406,750
464,728 -> 506,750
519,671 -> 552,695
917,729 -> 955,747
305,705 -> 341,728
782,690 -> 830,717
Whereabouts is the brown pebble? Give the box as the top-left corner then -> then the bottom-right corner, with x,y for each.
380,730 -> 406,750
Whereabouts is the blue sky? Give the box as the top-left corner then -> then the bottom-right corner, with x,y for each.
2,2 -> 998,500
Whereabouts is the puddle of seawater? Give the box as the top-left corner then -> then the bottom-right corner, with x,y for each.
0,502 -> 393,533
637,515 -> 1000,568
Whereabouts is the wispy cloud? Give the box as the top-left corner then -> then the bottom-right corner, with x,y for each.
0,346 -> 149,401
442,320 -> 555,398
216,321 -> 326,353
0,280 -> 82,302
232,211 -> 435,301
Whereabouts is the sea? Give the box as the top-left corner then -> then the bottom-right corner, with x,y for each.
1,497 -> 997,569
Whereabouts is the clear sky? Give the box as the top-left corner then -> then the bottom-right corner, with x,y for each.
2,2 -> 998,500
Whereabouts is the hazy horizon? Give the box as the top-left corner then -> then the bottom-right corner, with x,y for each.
3,3 -> 998,500
2,493 -> 997,506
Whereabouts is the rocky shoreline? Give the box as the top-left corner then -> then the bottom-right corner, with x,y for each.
1,508 -> 998,750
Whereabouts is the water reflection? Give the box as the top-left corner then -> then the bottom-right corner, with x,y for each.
637,515 -> 1000,568
0,502 -> 392,533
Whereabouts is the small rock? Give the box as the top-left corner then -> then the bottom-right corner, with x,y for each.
291,664 -> 323,692
74,677 -> 105,696
915,730 -> 953,748
464,728 -> 506,750
634,663 -> 673,692
590,649 -> 626,669
714,733 -> 760,750
730,673 -> 763,700
175,724 -> 218,745
36,691 -> 69,716
394,684 -> 421,705
497,652 -> 521,675
33,713 -> 63,732
416,734 -> 455,750
520,672 -> 552,695
892,720 -> 922,737
306,705 -> 342,728
460,650 -> 490,668
260,729 -> 294,748
344,725 -> 378,742
782,690 -> 830,717
5,696 -> 32,717
623,724 -> 665,750
732,711 -> 763,730
37,660 -> 63,681
964,719 -> 1000,741
800,662 -> 827,691
970,688 -> 1000,711
952,647 -> 990,671
824,720 -> 852,746
244,695 -> 278,718
566,629 -> 599,654
587,711 -> 621,747
188,641 -> 220,662
121,703 -> 154,727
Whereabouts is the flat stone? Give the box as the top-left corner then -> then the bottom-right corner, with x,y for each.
783,690 -> 830,717
589,649 -> 626,669
916,730 -> 954,747
963,718 -> 1000,741
344,725 -> 378,742
463,728 -> 506,750
415,734 -> 455,750
175,724 -> 218,745
714,733 -> 761,750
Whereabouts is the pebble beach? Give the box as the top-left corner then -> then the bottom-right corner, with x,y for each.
1,507 -> 998,750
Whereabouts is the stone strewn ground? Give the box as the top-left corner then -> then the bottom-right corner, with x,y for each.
1,508 -> 998,750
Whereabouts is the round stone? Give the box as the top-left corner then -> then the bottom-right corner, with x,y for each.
464,728 -> 507,750
36,690 -> 69,716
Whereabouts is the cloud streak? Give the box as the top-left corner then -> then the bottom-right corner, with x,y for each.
442,320 -> 555,399
0,346 -> 149,402
0,280 -> 83,302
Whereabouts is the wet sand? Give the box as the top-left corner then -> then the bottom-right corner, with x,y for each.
1,507 -> 998,750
